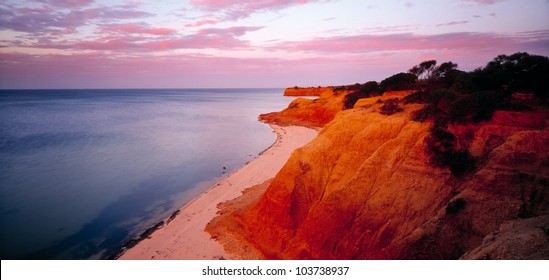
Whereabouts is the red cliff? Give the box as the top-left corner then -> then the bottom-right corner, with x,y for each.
283,87 -> 333,96
210,94 -> 549,259
260,87 -> 350,127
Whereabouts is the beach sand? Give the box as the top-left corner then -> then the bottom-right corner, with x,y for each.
118,124 -> 318,260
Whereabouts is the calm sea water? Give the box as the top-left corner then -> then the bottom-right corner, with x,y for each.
0,88 -> 291,259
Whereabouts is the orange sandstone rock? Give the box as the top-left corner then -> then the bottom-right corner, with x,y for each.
283,87 -> 333,97
219,95 -> 548,259
261,89 -> 414,128
460,213 -> 549,260
260,88 -> 350,127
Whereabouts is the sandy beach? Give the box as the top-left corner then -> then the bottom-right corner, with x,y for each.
118,124 -> 318,260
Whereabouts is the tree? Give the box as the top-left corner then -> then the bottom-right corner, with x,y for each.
471,52 -> 549,97
420,60 -> 438,79
379,72 -> 418,92
409,60 -> 437,80
359,81 -> 381,95
342,81 -> 381,109
432,62 -> 458,79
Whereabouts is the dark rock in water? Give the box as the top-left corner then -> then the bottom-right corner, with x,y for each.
140,221 -> 165,239
110,238 -> 140,259
111,220 -> 166,259
167,210 -> 180,224
122,239 -> 140,250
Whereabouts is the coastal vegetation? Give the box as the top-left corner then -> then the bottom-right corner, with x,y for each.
403,52 -> 548,177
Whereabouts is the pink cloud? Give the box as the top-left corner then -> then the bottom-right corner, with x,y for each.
364,24 -> 419,34
0,7 -> 76,33
0,52 -> 380,88
67,6 -> 154,22
436,21 -> 469,27
143,26 -> 263,50
31,0 -> 95,8
191,0 -> 305,10
272,31 -> 549,56
0,48 -> 514,89
100,23 -> 177,36
184,18 -> 220,28
191,0 -> 318,20
196,26 -> 262,37
15,6 -> 56,14
460,0 -> 505,5
13,26 -> 263,51
1,40 -> 548,89
0,5 -> 153,34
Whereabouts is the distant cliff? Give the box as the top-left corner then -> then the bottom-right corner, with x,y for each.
283,87 -> 332,96
264,84 -> 414,127
260,88 -> 349,127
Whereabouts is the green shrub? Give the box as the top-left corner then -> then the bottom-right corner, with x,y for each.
425,126 -> 456,167
449,90 -> 508,123
380,98 -> 403,115
342,81 -> 382,109
446,198 -> 466,214
411,106 -> 433,122
403,90 -> 430,104
402,53 -> 546,178
359,81 -> 381,95
343,94 -> 360,109
447,150 -> 477,178
471,52 -> 549,98
424,126 -> 476,177
380,72 -> 418,92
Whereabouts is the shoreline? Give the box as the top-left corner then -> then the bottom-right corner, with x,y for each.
117,123 -> 318,260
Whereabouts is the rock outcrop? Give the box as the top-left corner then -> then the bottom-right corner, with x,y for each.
460,213 -> 549,260
260,87 -> 349,127
215,94 -> 549,259
260,89 -> 413,128
283,87 -> 332,96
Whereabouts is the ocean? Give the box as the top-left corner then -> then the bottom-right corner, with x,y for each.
0,88 -> 291,259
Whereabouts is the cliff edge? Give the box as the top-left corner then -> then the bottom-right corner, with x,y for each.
260,87 -> 348,127
283,87 -> 333,97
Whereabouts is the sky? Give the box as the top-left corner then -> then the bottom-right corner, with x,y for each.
0,0 -> 548,88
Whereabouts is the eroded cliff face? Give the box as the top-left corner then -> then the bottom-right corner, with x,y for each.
395,127 -> 548,259
460,213 -> 549,260
216,93 -> 548,259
